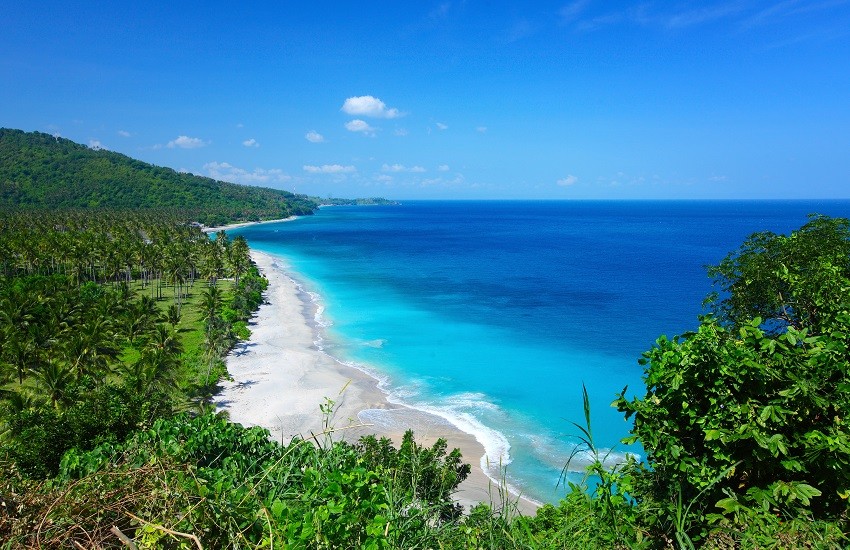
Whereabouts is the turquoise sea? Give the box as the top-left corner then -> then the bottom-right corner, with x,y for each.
228,200 -> 850,504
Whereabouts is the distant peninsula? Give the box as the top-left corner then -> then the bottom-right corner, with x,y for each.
0,128 -> 396,226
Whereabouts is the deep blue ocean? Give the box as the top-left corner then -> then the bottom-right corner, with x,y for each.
228,200 -> 850,504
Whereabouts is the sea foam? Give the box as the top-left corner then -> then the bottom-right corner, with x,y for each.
271,256 -> 517,490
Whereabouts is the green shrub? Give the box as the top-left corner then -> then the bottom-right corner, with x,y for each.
5,382 -> 170,478
41,414 -> 474,548
616,215 -> 850,542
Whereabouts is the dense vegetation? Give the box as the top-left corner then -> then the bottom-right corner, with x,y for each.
2,413 -> 475,548
613,215 -> 850,546
319,197 -> 401,206
2,184 -> 849,545
0,210 -> 268,477
0,128 -> 319,225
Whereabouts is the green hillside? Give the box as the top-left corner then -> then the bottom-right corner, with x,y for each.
0,128 -> 318,224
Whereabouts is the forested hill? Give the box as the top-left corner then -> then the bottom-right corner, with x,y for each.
0,128 -> 319,225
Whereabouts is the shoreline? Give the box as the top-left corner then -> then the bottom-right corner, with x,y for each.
214,249 -> 540,515
202,216 -> 297,234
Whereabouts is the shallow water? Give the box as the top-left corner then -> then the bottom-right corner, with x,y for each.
229,200 -> 850,504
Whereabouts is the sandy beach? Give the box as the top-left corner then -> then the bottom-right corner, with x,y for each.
202,217 -> 297,234
214,250 -> 539,515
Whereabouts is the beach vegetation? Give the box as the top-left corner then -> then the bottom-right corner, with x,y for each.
0,209 -> 267,479
2,173 -> 849,547
615,214 -> 850,545
0,412 -> 475,548
705,215 -> 850,336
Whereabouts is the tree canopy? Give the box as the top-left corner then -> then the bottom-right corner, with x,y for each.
616,215 -> 850,543
705,214 -> 850,334
0,128 -> 318,225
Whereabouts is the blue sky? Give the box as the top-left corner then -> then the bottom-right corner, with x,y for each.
2,1 -> 849,199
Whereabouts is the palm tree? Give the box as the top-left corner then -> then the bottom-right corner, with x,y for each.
164,251 -> 187,314
142,348 -> 179,394
3,336 -> 39,385
130,294 -> 160,335
32,361 -> 74,409
148,243 -> 165,300
0,295 -> 35,383
201,239 -> 225,287
229,236 -> 250,285
125,324 -> 184,395
144,323 -> 183,359
124,312 -> 151,349
215,230 -> 229,255
0,388 -> 36,416
199,285 -> 223,328
163,303 -> 181,329
62,316 -> 120,382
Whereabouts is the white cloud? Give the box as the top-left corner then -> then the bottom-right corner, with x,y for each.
305,130 -> 325,143
204,161 -> 291,185
117,130 -> 131,137
88,139 -> 106,150
557,175 -> 579,187
436,122 -> 449,130
345,119 -> 376,135
341,95 -> 402,118
381,164 -> 427,173
476,126 -> 488,133
438,164 -> 450,172
167,135 -> 207,149
303,164 -> 357,174
421,174 -> 466,187
394,128 -> 409,137
375,174 -> 394,182
242,138 -> 259,148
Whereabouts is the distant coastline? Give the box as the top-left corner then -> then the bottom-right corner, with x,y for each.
202,216 -> 298,234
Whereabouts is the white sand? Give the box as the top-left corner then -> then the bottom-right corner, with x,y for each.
214,250 -> 539,515
202,216 -> 297,234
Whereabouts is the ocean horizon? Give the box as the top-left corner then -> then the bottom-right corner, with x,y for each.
227,199 -> 850,504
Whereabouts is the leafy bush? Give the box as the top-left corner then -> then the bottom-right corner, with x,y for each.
5,381 -> 170,477
3,414 -> 475,548
616,215 -> 850,542
358,430 -> 471,521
